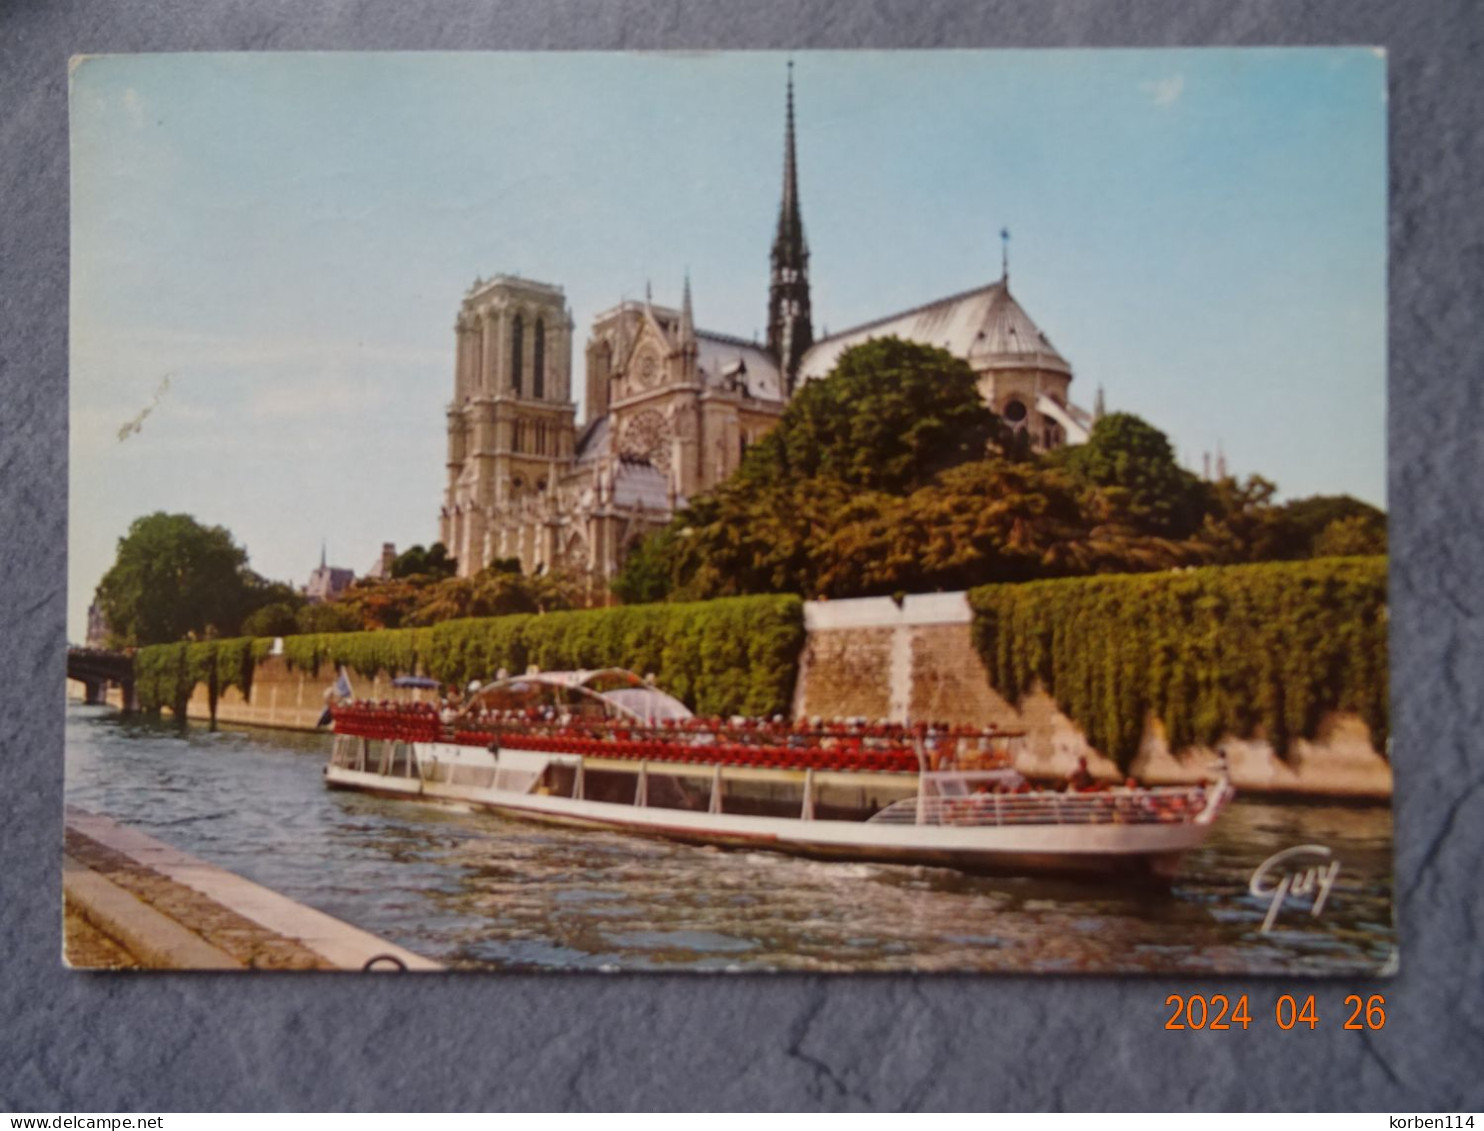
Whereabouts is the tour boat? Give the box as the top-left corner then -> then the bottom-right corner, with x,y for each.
323,669 -> 1233,881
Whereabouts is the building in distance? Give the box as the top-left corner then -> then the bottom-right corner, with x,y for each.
438,66 -> 1093,592
305,546 -> 355,604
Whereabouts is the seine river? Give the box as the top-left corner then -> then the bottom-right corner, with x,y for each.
64,704 -> 1396,974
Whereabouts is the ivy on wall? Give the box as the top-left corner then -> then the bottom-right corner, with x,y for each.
968,556 -> 1388,770
134,594 -> 805,721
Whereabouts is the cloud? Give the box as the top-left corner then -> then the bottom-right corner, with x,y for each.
1142,74 -> 1184,107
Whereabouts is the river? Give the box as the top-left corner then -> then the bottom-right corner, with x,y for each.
63,703 -> 1396,974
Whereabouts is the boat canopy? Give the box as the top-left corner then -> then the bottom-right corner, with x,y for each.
391,676 -> 441,689
458,668 -> 693,725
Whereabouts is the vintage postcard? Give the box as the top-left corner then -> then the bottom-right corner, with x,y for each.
66,50 -> 1390,973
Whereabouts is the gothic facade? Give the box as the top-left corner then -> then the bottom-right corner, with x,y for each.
440,67 -> 1092,590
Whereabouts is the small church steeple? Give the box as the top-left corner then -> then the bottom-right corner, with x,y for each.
768,60 -> 813,396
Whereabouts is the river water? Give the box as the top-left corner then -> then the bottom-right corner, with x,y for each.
63,704 -> 1396,974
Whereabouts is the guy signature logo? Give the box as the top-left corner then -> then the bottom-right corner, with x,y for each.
1249,844 -> 1341,933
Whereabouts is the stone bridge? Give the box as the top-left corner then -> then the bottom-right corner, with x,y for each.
67,648 -> 136,711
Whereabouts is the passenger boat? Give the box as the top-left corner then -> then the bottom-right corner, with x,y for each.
324,669 -> 1233,881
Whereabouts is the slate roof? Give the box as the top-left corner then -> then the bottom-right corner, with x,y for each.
797,280 -> 1072,384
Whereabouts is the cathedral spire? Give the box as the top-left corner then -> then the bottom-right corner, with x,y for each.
678,271 -> 696,349
768,59 -> 813,396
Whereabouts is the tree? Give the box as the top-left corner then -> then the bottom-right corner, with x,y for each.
1313,513 -> 1388,557
1061,412 -> 1208,537
1279,495 -> 1388,558
611,527 -> 680,605
737,337 -> 999,495
295,603 -> 363,634
95,513 -> 255,645
390,542 -> 457,580
241,602 -> 300,638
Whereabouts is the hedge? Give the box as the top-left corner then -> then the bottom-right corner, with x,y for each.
968,556 -> 1388,770
134,594 -> 806,721
134,637 -> 257,717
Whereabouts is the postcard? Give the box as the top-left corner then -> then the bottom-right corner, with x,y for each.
65,49 -> 1390,973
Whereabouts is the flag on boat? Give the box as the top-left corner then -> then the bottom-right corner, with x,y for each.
317,667 -> 354,727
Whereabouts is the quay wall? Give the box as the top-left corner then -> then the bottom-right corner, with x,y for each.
793,593 -> 1392,800
142,591 -> 1390,800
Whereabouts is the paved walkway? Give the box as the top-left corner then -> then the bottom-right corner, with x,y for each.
64,808 -> 442,972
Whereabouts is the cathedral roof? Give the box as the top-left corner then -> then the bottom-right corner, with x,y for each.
696,332 -> 784,401
612,460 -> 671,510
796,280 -> 1072,384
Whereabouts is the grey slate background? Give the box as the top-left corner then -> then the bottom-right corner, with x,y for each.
3,0 -> 1481,1112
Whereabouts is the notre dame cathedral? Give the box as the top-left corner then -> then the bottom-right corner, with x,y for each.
439,67 -> 1095,592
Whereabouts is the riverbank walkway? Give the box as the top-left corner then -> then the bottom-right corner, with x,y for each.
63,807 -> 442,972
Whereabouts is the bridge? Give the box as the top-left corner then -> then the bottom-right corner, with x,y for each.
67,648 -> 136,711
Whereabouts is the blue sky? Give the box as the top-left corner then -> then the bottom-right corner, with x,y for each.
68,50 -> 1386,640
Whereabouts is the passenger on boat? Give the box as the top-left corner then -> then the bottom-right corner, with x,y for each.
1066,756 -> 1095,792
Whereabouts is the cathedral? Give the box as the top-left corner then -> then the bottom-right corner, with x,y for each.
440,67 -> 1094,591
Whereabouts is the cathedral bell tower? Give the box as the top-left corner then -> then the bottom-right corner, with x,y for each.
767,61 -> 813,396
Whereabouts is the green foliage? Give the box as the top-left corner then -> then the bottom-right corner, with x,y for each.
737,337 -> 998,495
295,602 -> 363,635
330,566 -> 578,631
611,528 -> 681,605
390,542 -> 456,580
969,557 -> 1388,770
133,642 -> 189,712
242,602 -> 300,638
1313,513 -> 1388,557
1280,494 -> 1387,556
135,594 -> 805,720
1061,412 -> 1208,537
95,513 -> 254,645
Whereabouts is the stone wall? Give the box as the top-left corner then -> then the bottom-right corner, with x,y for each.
795,593 -> 1391,800
149,591 -> 1391,799
163,655 -> 435,733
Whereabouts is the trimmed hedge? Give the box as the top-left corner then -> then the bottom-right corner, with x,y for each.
969,556 -> 1388,770
135,594 -> 806,721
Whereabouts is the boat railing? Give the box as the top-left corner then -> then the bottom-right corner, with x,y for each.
331,706 -> 1020,772
867,786 -> 1214,827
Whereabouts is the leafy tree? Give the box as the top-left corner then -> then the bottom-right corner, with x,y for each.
295,602 -> 363,634
1279,495 -> 1387,558
1061,412 -> 1208,537
332,578 -> 424,630
241,602 -> 300,638
390,542 -> 457,580
95,513 -> 256,645
737,337 -> 998,495
1196,475 -> 1302,564
611,528 -> 681,605
1314,513 -> 1388,557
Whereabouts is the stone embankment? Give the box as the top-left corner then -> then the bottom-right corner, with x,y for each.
105,590 -> 1391,800
63,808 -> 442,972
794,593 -> 1393,801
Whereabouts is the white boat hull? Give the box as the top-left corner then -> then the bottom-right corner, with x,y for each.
324,752 -> 1217,881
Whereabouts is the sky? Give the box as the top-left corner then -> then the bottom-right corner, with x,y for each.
68,49 -> 1387,641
